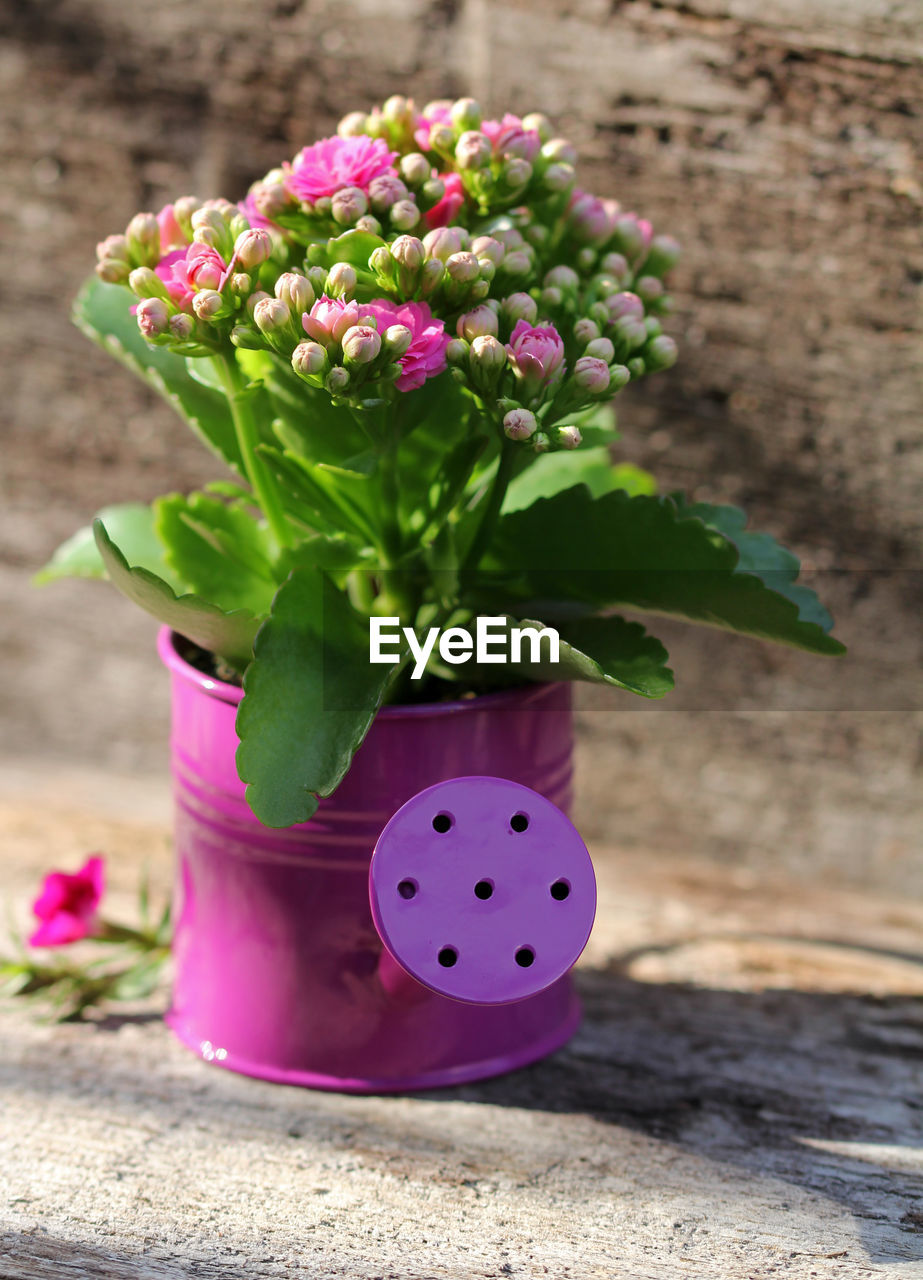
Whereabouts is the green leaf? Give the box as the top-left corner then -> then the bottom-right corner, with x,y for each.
470,614 -> 674,698
155,491 -> 280,615
236,567 -> 397,827
484,489 -> 845,655
73,277 -> 247,473
669,496 -> 835,632
94,520 -> 261,670
306,229 -> 388,271
258,445 -> 379,543
35,502 -> 178,586
502,449 -> 655,514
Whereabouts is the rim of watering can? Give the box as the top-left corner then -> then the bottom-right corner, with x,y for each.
157,626 -> 567,718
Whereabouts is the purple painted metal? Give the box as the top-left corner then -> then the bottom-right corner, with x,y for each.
158,627 -> 582,1093
370,777 -> 596,1005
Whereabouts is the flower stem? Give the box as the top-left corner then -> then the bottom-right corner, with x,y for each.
214,351 -> 293,551
461,439 -> 516,577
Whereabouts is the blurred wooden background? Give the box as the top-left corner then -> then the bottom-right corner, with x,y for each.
1,0 -> 920,890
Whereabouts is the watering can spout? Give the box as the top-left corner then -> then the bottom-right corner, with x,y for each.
369,776 -> 597,1007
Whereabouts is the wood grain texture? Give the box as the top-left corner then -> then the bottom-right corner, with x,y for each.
1,775 -> 922,1279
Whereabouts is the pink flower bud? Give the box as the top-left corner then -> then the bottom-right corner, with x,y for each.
419,258 -> 445,296
600,252 -> 629,281
541,287 -> 563,310
126,212 -> 160,262
612,214 -> 653,261
643,234 -> 681,276
275,272 -> 315,313
254,297 -> 291,335
423,226 -> 470,262
136,297 -> 169,337
97,234 -> 130,264
382,324 -> 413,357
609,364 -> 631,391
191,206 -> 226,240
128,266 -> 167,300
503,408 -> 537,441
356,218 -> 383,240
389,199 -> 421,231
246,290 -> 271,317
234,227 -> 273,269
331,186 -> 368,225
192,290 -> 224,320
455,130 -> 492,170
501,250 -> 532,278
341,324 -> 382,364
574,356 -> 611,395
96,258 -> 130,284
555,425 -> 582,450
542,138 -> 578,166
636,275 -> 663,304
253,180 -> 289,220
292,341 -> 328,377
502,158 -> 532,189
172,196 -> 201,237
229,273 -> 251,296
427,123 -> 455,154
445,251 -> 480,284
585,336 -> 615,362
450,97 -> 483,131
605,292 -> 645,321
470,235 -> 504,267
368,173 -> 409,212
188,252 -> 224,292
391,235 -> 425,270
506,320 -> 566,395
326,263 -> 357,299
169,313 -> 194,340
338,111 -> 369,138
522,112 -> 552,141
457,305 -> 499,342
543,161 -> 577,191
644,335 -> 678,371
573,318 -> 600,345
383,95 -> 415,126
400,152 -> 432,188
470,334 -> 508,374
501,293 -> 539,326
545,264 -> 579,292
446,338 -> 469,365
325,367 -> 351,395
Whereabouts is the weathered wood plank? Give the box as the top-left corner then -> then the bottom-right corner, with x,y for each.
0,775 -> 921,1278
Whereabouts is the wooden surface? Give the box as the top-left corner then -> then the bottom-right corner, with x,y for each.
1,768 -> 922,1279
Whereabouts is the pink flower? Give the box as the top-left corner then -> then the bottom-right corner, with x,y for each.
238,191 -> 279,233
286,135 -> 398,203
303,296 -> 368,346
482,113 -> 542,163
157,203 -> 188,252
29,855 -> 105,948
414,100 -> 453,151
506,319 -> 566,393
567,189 -> 620,246
426,172 -> 466,229
361,298 -> 450,391
154,243 -> 232,312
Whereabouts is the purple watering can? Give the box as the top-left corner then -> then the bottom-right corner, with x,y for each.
160,628 -> 597,1093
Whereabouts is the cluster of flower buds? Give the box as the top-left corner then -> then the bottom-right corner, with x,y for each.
92,97 -> 680,432
97,198 -> 276,353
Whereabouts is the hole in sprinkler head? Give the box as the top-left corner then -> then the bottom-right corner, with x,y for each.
432,812 -> 453,834
515,946 -> 535,968
438,946 -> 458,968
397,879 -> 417,900
550,880 -> 570,901
510,812 -> 529,833
474,880 -> 494,900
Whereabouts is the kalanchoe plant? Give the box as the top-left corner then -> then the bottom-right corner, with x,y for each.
40,96 -> 844,829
